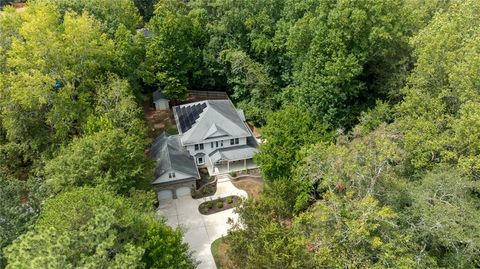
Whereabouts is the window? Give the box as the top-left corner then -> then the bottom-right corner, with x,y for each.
197,157 -> 204,165
211,142 -> 214,148
235,138 -> 239,144
221,140 -> 223,147
230,139 -> 234,145
231,138 -> 240,145
194,144 -> 204,151
168,172 -> 176,178
216,141 -> 219,147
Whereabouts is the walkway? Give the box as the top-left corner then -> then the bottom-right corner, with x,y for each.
157,176 -> 247,269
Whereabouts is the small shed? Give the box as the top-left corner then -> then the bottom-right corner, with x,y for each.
153,90 -> 169,110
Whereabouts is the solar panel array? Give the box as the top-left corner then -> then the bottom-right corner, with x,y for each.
175,102 -> 207,133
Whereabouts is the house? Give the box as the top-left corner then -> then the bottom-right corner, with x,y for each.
173,100 -> 258,175
150,133 -> 200,200
151,99 -> 258,200
152,90 -> 169,110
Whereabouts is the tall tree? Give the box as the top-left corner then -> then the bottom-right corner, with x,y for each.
143,0 -> 206,100
4,187 -> 195,268
44,129 -> 148,195
255,104 -> 332,180
31,0 -> 142,33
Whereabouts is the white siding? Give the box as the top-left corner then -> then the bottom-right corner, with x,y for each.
154,169 -> 194,184
154,99 -> 169,110
185,136 -> 248,157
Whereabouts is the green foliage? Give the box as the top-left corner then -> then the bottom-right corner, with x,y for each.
255,104 -> 332,180
396,0 -> 480,172
31,0 -> 142,33
7,187 -> 195,269
4,210 -> 145,269
405,169 -> 480,267
216,201 -> 224,209
0,178 -> 40,268
1,4 -> 116,155
44,129 -> 148,195
225,196 -> 233,204
228,198 -> 314,269
143,0 -> 206,100
286,0 -> 413,128
297,192 -> 416,268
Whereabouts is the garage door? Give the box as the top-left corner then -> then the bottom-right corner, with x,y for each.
157,190 -> 173,201
176,187 -> 191,197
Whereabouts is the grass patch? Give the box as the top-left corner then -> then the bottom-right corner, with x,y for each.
232,178 -> 263,200
211,237 -> 236,269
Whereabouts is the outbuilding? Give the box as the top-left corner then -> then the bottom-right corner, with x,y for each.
153,90 -> 169,110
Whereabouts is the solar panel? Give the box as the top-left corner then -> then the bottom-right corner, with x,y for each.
175,102 -> 207,133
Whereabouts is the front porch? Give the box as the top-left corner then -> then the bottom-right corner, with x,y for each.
207,158 -> 257,176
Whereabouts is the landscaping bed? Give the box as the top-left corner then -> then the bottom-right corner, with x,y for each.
198,195 -> 241,215
192,169 -> 216,199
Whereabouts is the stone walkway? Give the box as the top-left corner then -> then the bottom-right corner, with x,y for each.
157,176 -> 247,269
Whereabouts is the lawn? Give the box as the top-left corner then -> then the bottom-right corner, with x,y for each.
211,237 -> 236,269
231,177 -> 263,200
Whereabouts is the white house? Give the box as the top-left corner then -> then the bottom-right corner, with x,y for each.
173,100 -> 258,175
151,99 -> 258,200
152,90 -> 169,110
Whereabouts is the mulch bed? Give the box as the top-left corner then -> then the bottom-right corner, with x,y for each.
198,195 -> 241,215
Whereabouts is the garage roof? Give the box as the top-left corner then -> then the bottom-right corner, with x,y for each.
150,133 -> 200,183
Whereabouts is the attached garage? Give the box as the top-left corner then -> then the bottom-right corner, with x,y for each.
157,190 -> 173,201
176,187 -> 191,197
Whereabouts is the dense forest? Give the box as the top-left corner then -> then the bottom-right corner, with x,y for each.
1,0 -> 479,268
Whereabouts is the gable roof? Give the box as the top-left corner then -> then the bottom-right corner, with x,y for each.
173,100 -> 251,144
153,90 -> 168,101
150,133 -> 200,184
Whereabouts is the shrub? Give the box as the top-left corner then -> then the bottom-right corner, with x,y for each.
207,201 -> 213,209
229,171 -> 237,177
216,201 -> 224,208
226,197 -> 233,204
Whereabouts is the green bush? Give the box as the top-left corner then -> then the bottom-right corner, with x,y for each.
216,201 -> 224,208
229,171 -> 237,177
226,197 -> 233,204
207,201 -> 213,209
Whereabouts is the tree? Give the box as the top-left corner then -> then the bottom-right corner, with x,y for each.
143,0 -> 206,100
31,0 -> 142,33
295,125 -> 407,208
286,0 -> 413,128
0,177 -> 40,268
44,129 -> 148,195
227,197 -> 315,269
396,0 -> 480,172
296,192 -> 416,268
1,4 -> 116,156
255,104 -> 332,180
405,169 -> 480,268
4,187 -> 195,269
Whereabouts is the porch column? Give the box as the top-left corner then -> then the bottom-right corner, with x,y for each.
244,158 -> 247,170
227,160 -> 230,172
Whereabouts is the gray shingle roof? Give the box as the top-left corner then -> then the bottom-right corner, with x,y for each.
153,90 -> 168,101
209,145 -> 258,163
173,100 -> 251,145
150,133 -> 199,184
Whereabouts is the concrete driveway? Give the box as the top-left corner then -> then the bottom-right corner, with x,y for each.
157,176 -> 247,269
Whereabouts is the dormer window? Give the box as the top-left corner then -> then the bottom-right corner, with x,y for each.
230,138 -> 239,145
168,172 -> 176,178
194,144 -> 204,151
